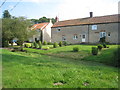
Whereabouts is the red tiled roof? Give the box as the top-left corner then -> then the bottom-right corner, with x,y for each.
31,22 -> 49,30
52,14 -> 120,28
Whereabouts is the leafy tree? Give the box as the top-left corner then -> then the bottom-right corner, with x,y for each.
38,16 -> 49,23
3,10 -> 11,18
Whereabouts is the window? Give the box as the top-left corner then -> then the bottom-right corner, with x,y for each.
57,28 -> 61,32
73,34 -> 78,40
100,32 -> 106,38
92,25 -> 97,30
82,35 -> 86,39
108,32 -> 111,37
62,35 -> 66,41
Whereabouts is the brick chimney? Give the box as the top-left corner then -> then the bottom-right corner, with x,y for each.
55,16 -> 59,22
90,12 -> 93,18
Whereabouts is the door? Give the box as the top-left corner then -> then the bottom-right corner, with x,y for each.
82,34 -> 86,42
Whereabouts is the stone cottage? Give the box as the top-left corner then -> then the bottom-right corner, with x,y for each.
51,13 -> 120,44
29,20 -> 53,42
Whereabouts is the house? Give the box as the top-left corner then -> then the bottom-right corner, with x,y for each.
29,20 -> 53,42
51,13 -> 120,44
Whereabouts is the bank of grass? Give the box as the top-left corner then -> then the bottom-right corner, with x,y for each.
24,45 -> 118,66
2,49 -> 118,88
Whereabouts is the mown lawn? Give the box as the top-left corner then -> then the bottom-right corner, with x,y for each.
25,45 -> 118,66
2,45 -> 119,88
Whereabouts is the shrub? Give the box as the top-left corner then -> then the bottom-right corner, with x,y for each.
43,47 -> 50,50
31,43 -> 34,48
38,41 -> 42,49
73,47 -> 79,52
103,43 -> 107,48
43,41 -> 47,45
34,42 -> 39,48
48,42 -> 53,45
24,43 -> 31,48
16,40 -> 24,46
59,41 -> 63,47
63,41 -> 68,46
97,44 -> 103,51
53,42 -> 58,48
113,48 -> 120,67
92,47 -> 98,55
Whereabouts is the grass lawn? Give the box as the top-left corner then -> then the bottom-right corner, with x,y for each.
2,45 -> 119,88
25,45 -> 118,66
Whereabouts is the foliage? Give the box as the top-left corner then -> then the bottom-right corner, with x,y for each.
43,41 -> 47,45
100,37 -> 106,43
73,47 -> 79,52
24,43 -> 31,48
91,47 -> 98,55
53,42 -> 58,48
31,43 -> 34,48
38,41 -> 42,49
16,40 -> 24,46
2,11 -> 36,47
63,41 -> 68,46
59,41 -> 63,47
43,47 -> 50,50
34,42 -> 39,48
102,43 -> 107,48
3,10 -> 11,18
47,42 -> 53,45
97,44 -> 103,51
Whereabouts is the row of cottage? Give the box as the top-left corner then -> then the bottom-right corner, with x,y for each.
30,13 -> 120,44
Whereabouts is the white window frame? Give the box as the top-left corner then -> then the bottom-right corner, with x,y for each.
100,32 -> 106,38
73,34 -> 78,40
92,25 -> 97,30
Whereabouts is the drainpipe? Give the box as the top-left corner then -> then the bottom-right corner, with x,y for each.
88,25 -> 89,44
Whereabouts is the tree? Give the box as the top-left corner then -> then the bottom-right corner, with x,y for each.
38,16 -> 49,23
3,10 -> 11,18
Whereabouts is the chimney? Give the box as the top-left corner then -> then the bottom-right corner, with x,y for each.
90,12 -> 93,18
49,19 -> 52,23
55,16 -> 59,22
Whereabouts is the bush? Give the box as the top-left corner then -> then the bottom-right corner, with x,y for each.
59,41 -> 63,47
97,44 -> 103,51
113,48 -> 120,67
53,42 -> 58,48
24,43 -> 31,48
43,47 -> 50,50
2,40 -> 9,47
34,42 -> 39,48
38,41 -> 42,49
31,43 -> 34,48
73,47 -> 79,52
63,41 -> 68,46
16,40 -> 24,46
43,41 -> 47,45
103,43 -> 107,48
48,42 -> 53,45
92,47 -> 98,55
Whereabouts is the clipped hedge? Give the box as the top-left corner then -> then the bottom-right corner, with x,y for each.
92,47 -> 98,55
97,44 -> 103,51
73,47 -> 79,52
43,41 -> 47,45
59,41 -> 63,47
38,41 -> 42,49
53,42 -> 58,48
24,43 -> 31,48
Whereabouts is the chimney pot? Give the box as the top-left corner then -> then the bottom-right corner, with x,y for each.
90,12 -> 93,18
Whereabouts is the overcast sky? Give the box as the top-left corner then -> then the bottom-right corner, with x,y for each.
0,0 -> 119,21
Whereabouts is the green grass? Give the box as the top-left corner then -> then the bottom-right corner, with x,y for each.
2,47 -> 119,88
24,45 -> 118,66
